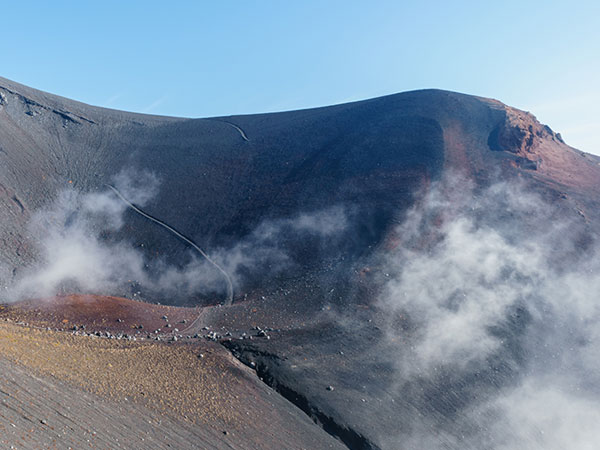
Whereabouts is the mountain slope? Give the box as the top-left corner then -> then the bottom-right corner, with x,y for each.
2,76 -> 599,300
2,77 -> 600,449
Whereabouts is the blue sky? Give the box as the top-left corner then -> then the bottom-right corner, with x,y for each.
1,1 -> 598,154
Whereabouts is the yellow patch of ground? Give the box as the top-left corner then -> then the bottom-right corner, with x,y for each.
0,321 -> 242,425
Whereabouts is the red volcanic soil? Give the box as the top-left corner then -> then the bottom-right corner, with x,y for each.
0,294 -> 199,334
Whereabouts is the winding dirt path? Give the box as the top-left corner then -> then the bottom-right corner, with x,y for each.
213,120 -> 249,142
106,184 -> 234,306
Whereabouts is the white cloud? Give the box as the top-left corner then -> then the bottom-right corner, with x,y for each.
377,173 -> 600,448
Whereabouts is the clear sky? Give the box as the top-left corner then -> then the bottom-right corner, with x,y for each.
1,1 -> 598,154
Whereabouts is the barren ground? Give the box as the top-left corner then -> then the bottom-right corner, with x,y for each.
0,308 -> 344,449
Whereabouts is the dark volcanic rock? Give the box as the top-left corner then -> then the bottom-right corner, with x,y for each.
1,76 -> 599,301
2,77 -> 600,449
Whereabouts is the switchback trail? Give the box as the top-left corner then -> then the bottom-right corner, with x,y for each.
105,184 -> 234,306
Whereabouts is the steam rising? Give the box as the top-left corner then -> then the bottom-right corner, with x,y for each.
5,163 -> 600,448
5,169 -> 348,302
378,173 -> 600,449
7,170 -> 159,300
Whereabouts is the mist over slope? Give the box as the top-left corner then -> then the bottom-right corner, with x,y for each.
2,76 -> 600,449
2,76 -> 599,303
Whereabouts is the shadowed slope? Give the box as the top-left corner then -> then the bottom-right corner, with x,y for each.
2,77 -> 600,305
